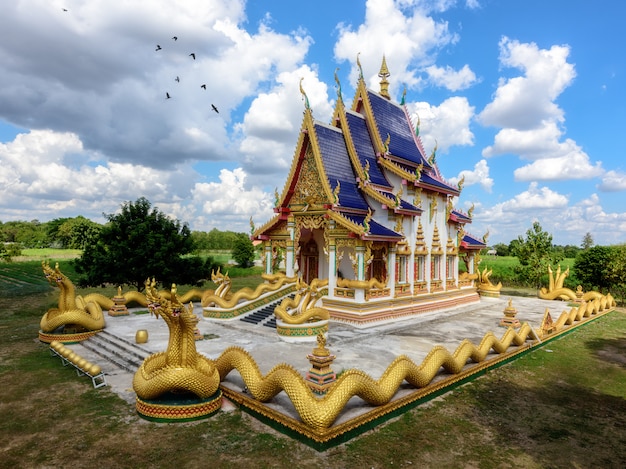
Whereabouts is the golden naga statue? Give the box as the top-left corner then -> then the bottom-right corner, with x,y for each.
213,324 -> 534,429
538,265 -> 591,301
476,266 -> 502,292
202,270 -> 297,309
133,279 -> 220,400
274,277 -> 329,324
336,277 -> 386,290
40,261 -> 109,333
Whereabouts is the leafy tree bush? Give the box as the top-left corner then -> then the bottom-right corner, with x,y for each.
574,245 -> 612,292
231,234 -> 255,268
513,221 -> 562,288
74,197 -> 208,291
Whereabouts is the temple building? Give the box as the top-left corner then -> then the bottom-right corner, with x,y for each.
252,57 -> 486,325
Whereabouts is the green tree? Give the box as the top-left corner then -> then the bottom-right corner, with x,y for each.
605,244 -> 626,304
231,233 -> 255,268
57,216 -> 102,249
74,197 -> 208,291
513,222 -> 562,289
574,245 -> 613,292
581,232 -> 594,250
493,243 -> 510,257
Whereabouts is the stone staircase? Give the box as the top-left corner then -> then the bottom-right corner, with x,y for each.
238,294 -> 293,328
81,329 -> 150,373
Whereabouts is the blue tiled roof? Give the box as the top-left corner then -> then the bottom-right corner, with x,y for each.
315,123 -> 369,212
462,233 -> 486,248
344,214 -> 403,239
419,171 -> 459,195
368,91 -> 428,167
450,209 -> 471,224
345,111 -> 392,189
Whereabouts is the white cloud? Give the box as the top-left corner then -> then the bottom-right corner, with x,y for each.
191,168 -> 274,231
334,0 -> 459,97
407,96 -> 474,153
450,159 -> 493,193
425,64 -> 478,91
597,170 -> 626,192
479,37 -> 576,129
235,66 -> 333,179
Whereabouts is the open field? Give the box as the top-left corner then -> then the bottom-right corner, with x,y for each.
1,259 -> 625,467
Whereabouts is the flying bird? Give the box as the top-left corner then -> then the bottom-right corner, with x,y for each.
156,44 -> 162,51
62,8 -> 68,12
211,104 -> 219,113
201,84 -> 206,89
189,53 -> 196,60
172,36 -> 178,41
166,92 -> 171,99
175,76 -> 180,82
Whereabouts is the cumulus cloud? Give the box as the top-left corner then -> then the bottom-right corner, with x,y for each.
479,37 -> 576,129
407,96 -> 474,153
191,168 -> 274,231
0,1 -> 312,169
425,64 -> 478,91
334,0 -> 460,97
449,159 -> 493,193
597,170 -> 626,192
235,65 -> 333,180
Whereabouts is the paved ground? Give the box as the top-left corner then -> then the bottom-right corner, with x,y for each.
69,294 -> 572,408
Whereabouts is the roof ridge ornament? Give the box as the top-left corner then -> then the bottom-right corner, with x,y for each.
378,55 -> 391,99
299,77 -> 310,110
356,52 -> 364,81
400,86 -> 407,105
334,67 -> 342,102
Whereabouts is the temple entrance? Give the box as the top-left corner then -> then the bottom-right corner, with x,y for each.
302,239 -> 319,283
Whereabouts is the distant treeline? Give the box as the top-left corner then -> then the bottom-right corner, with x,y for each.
0,218 -> 246,252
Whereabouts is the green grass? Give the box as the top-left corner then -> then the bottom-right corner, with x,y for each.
2,257 -> 625,466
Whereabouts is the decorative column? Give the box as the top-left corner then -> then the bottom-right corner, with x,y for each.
286,215 -> 295,277
355,243 -> 365,302
264,242 -> 273,275
327,232 -> 337,299
388,245 -> 397,298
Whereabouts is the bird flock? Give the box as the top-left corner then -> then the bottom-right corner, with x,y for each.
155,36 -> 219,114
61,8 -> 219,114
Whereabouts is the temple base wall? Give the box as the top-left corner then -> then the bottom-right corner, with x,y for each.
322,289 -> 480,327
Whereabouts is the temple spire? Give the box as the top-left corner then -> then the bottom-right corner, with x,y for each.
378,55 -> 390,99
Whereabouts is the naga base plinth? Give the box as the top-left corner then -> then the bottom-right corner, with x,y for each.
135,390 -> 223,422
276,319 -> 328,343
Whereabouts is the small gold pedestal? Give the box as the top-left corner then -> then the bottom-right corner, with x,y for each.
305,332 -> 336,396
499,299 -> 521,328
135,329 -> 149,344
109,288 -> 129,316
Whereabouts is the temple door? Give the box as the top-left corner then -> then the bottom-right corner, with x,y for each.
303,239 -> 319,284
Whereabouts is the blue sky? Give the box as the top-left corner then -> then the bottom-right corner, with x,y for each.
0,0 -> 624,246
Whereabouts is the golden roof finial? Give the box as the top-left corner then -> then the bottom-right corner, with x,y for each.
379,55 -> 390,99
334,67 -> 342,102
356,52 -> 363,81
299,77 -> 310,109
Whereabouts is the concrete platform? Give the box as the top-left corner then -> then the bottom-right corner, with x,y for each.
69,294 -> 573,407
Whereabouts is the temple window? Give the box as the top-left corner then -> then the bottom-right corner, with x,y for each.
414,255 -> 425,282
370,248 -> 387,283
446,256 -> 455,279
397,255 -> 407,284
431,255 -> 441,281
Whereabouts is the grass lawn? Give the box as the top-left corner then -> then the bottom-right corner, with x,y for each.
1,257 -> 625,467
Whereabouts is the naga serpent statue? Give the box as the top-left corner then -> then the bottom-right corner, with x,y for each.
336,277 -> 386,290
212,324 -> 535,429
476,266 -> 502,292
274,277 -> 330,324
133,279 -> 220,400
202,270 -> 297,308
539,264 -> 602,302
40,261 -> 109,333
